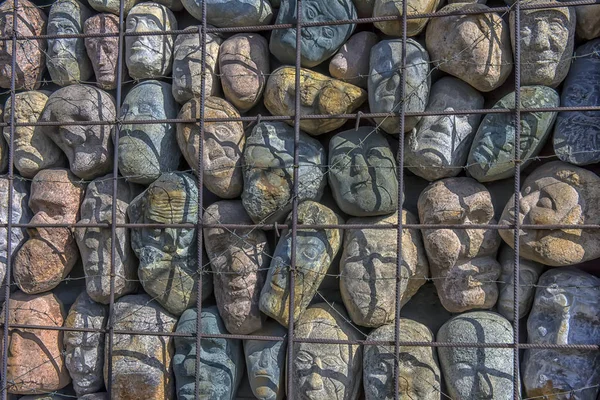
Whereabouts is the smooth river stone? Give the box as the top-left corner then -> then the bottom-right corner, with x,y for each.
426,3 -> 513,92
84,14 -> 125,91
499,161 -> 600,266
79,394 -> 108,400
220,33 -> 270,112
293,303 -> 362,400
64,292 -> 107,396
259,201 -> 343,326
467,86 -> 559,182
107,294 -> 178,400
264,66 -> 367,135
175,307 -> 244,400
329,127 -> 398,216
75,175 -> 138,304
1,291 -> 70,395
574,5 -> 600,40
0,0 -> 46,90
41,84 -> 116,180
364,321 -> 441,400
369,39 -> 431,134
118,80 -> 181,185
3,91 -> 65,178
353,0 -> 375,16
496,245 -> 544,322
177,96 -> 244,198
242,122 -> 326,224
204,200 -> 269,334
374,0 -> 441,37
329,32 -> 379,89
553,39 -> 600,165
172,29 -> 222,104
406,77 -> 484,181
88,0 -> 183,14
244,321 -> 287,400
182,0 -> 272,27
13,169 -> 85,294
523,268 -> 600,400
341,211 -> 429,327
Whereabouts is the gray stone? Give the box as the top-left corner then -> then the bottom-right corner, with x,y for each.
47,0 -> 93,86
118,80 -> 181,185
329,31 -> 379,89
174,307 -> 244,400
220,33 -> 270,112
574,5 -> 600,40
107,294 -> 178,400
75,175 -> 138,304
41,84 -> 116,180
172,28 -> 222,104
79,394 -> 108,400
244,320 -> 287,400
242,122 -> 326,224
270,0 -> 357,68
364,321 -> 441,400
329,127 -> 398,216
468,86 -> 559,182
0,105 -> 5,174
523,268 -> 600,400
496,245 -> 544,322
88,0 -> 183,14
418,178 -> 501,313
406,76 -> 484,181
64,292 -> 107,396
438,311 -> 515,399
204,200 -> 269,334
260,201 -> 343,326
369,39 -> 431,134
353,0 -> 375,17
182,0 -> 272,27
341,211 -> 429,327
84,14 -> 126,91
554,39 -> 600,165
374,0 -> 441,37
125,3 -> 177,80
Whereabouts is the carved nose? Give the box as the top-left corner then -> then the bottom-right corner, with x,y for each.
306,372 -> 323,391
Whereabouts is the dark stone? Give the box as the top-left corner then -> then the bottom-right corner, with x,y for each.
181,0 -> 273,27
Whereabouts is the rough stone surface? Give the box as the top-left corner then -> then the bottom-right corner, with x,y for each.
499,161 -> 600,266
64,292 -> 107,396
553,39 -> 600,165
437,311 -> 515,399
418,178 -> 501,313
341,211 -> 429,327
0,0 -> 46,90
88,0 -> 183,14
270,0 -> 356,67
47,0 -> 93,86
41,85 -> 116,180
3,91 -> 65,178
364,321 -> 440,400
13,169 -> 85,294
369,39 -> 431,134
467,86 -> 559,182
293,303 -> 362,400
177,97 -> 244,198
174,307 -> 244,400
242,122 -> 326,224
264,66 -> 366,135
1,291 -> 70,395
374,0 -> 441,37
260,201 -> 342,326
79,394 -> 108,400
129,172 -> 212,315
406,77 -> 484,181
426,3 -> 513,92
204,200 -> 269,334
0,104 -> 4,173
574,5 -> 600,40
329,32 -> 379,89
125,3 -> 177,80
220,33 -> 270,112
118,80 -> 181,185
182,0 -> 272,27
172,29 -> 222,104
107,294 -> 178,400
84,14 -> 125,91
75,175 -> 138,304
329,127 -> 398,216
353,0 -> 375,17
523,268 -> 600,400
244,321 -> 287,400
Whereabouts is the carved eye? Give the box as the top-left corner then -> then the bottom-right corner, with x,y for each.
322,27 -> 334,39
376,361 -> 388,374
537,195 -> 555,209
306,6 -> 317,19
302,246 -> 319,261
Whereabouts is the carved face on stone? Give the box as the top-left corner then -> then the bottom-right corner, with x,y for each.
84,14 -> 122,90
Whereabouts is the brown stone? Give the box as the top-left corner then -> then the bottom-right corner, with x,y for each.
329,32 -> 379,89
84,14 -> 127,90
374,0 -> 442,37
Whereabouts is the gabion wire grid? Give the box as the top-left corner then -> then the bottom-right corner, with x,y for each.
0,0 -> 599,399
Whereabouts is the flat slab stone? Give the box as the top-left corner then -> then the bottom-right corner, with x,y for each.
182,0 -> 272,27
374,0 -> 441,37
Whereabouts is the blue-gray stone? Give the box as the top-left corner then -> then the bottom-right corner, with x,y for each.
182,0 -> 273,27
270,0 -> 357,68
174,307 -> 244,400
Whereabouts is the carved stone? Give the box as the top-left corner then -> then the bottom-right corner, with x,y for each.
182,0 -> 273,28
84,14 -> 126,90
374,0 -> 441,37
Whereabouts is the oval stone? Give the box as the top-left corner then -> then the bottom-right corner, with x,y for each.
329,31 -> 379,89
374,0 -> 441,37
182,0 -> 272,27
574,5 -> 600,40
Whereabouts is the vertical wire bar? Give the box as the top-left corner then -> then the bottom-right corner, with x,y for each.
286,0 -> 303,398
194,1 -> 208,399
1,0 -> 18,397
